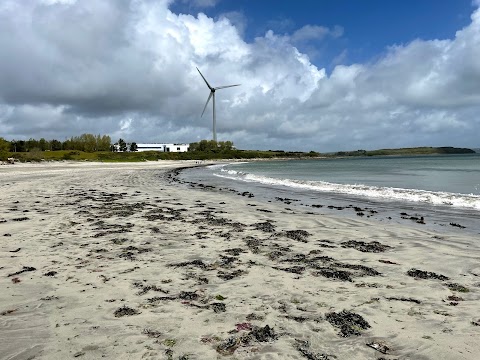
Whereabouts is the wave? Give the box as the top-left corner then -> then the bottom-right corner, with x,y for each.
214,167 -> 480,210
207,162 -> 249,170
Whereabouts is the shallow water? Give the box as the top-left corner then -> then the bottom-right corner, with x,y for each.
218,154 -> 480,210
179,155 -> 480,235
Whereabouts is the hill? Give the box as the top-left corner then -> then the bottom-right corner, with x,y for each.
334,146 -> 476,157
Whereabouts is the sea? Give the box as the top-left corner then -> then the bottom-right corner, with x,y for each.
179,154 -> 480,235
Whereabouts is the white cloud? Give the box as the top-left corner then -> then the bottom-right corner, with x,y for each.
291,24 -> 344,43
179,0 -> 220,8
0,1 -> 479,151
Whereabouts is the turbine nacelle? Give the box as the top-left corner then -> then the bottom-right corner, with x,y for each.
196,67 -> 240,142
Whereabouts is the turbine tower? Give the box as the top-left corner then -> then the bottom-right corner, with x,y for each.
197,67 -> 240,142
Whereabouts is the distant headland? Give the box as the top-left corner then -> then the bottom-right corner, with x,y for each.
333,146 -> 476,157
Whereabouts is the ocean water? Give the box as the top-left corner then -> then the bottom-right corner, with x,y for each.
217,154 -> 480,210
179,154 -> 480,234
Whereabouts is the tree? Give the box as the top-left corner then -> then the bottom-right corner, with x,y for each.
0,137 -> 10,161
129,142 -> 138,152
50,139 -> 62,151
26,138 -> 39,152
218,141 -> 233,151
80,133 -> 97,152
118,138 -> 127,152
38,138 -> 48,151
63,139 -> 73,150
189,140 -> 235,152
97,135 -> 111,151
16,140 -> 26,152
10,140 -> 17,152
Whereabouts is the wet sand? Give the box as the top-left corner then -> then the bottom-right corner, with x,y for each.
1,161 -> 479,359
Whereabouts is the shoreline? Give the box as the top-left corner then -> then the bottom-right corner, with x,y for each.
1,162 -> 479,359
179,164 -> 480,236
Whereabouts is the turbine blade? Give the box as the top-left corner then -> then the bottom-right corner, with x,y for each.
201,91 -> 213,117
196,67 -> 213,90
214,84 -> 241,90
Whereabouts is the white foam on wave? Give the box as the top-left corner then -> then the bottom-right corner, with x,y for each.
207,162 -> 249,170
215,167 -> 480,210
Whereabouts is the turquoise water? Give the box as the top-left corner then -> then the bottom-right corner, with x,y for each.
216,154 -> 480,210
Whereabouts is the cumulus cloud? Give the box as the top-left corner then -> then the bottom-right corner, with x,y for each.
0,0 -> 479,151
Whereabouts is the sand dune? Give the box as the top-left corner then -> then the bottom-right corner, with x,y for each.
1,161 -> 479,359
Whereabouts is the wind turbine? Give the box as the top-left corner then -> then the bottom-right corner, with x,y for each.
197,67 -> 240,142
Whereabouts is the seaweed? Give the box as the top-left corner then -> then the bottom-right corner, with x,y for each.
341,240 -> 392,253
284,230 -> 310,243
12,217 -> 30,222
114,305 -> 140,317
314,268 -> 353,282
179,291 -> 199,300
216,325 -> 277,355
295,340 -> 332,360
386,296 -> 421,304
445,283 -> 469,292
143,328 -> 162,338
248,325 -> 277,342
252,221 -> 276,233
246,313 -> 265,321
168,259 -> 208,269
407,268 -> 449,281
224,248 -> 244,256
7,266 -> 36,277
273,266 -> 306,274
211,302 -> 226,313
335,262 -> 381,276
216,337 -> 239,355
217,269 -> 246,280
325,310 -> 371,337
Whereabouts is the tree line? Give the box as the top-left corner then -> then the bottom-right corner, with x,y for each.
189,140 -> 234,152
1,134 -> 113,153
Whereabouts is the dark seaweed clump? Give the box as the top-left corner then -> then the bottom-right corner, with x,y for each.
446,283 -> 470,292
325,310 -> 371,337
114,305 -> 140,317
284,230 -> 310,243
407,268 -> 449,281
216,325 -> 277,355
211,302 -> 226,313
179,291 -> 199,300
341,240 -> 392,253
44,271 -> 58,277
249,325 -> 277,342
386,296 -> 421,304
295,340 -> 333,360
7,266 -> 36,277
252,221 -> 276,233
168,259 -> 208,269
315,268 -> 353,282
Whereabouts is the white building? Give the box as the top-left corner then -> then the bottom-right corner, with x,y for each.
135,143 -> 189,152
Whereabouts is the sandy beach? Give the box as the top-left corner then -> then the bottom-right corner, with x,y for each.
1,161 -> 479,360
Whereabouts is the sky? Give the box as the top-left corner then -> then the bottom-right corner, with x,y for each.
0,0 -> 479,152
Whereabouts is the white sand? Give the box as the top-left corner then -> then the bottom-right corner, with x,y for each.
1,161 -> 479,359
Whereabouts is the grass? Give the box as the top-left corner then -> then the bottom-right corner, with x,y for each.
4,146 -> 474,163
6,149 -> 321,162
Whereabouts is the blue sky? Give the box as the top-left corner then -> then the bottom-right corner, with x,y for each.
171,0 -> 474,68
1,0 -> 480,151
